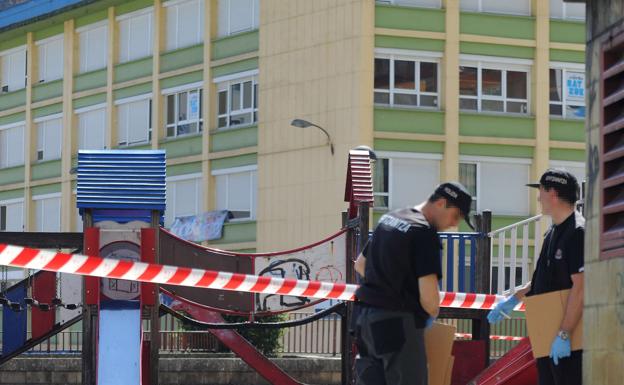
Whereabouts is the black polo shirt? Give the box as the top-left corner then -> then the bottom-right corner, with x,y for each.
355,207 -> 442,327
527,211 -> 584,297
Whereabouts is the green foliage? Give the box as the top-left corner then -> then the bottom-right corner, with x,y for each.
221,313 -> 287,356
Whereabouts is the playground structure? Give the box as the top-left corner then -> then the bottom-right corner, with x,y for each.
0,148 -> 543,385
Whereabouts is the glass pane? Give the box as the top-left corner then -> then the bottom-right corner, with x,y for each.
373,159 -> 389,194
394,93 -> 418,106
420,62 -> 437,92
394,60 -> 415,89
231,83 -> 241,111
218,117 -> 227,128
374,58 -> 390,89
218,90 -> 227,115
459,66 -> 477,96
550,103 -> 563,116
482,99 -> 504,112
199,89 -> 203,118
230,112 -> 252,126
374,195 -> 389,209
420,95 -> 437,107
507,71 -> 527,99
177,92 -> 188,121
549,68 -> 562,102
253,83 -> 258,109
167,95 -> 176,124
374,92 -> 390,104
460,98 -> 478,110
566,105 -> 586,119
243,81 -> 252,109
507,101 -> 527,114
459,163 -> 477,196
167,125 -> 176,137
482,69 -> 502,96
176,123 -> 195,136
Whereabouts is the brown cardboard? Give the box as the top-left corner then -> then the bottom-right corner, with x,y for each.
443,356 -> 454,385
425,322 -> 456,385
524,289 -> 583,358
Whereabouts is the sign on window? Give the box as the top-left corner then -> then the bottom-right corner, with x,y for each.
188,91 -> 200,120
565,72 -> 585,103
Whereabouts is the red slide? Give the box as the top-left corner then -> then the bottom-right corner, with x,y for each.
160,290 -> 306,385
469,339 -> 538,385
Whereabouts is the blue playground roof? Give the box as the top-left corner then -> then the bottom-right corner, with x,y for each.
0,0 -> 93,31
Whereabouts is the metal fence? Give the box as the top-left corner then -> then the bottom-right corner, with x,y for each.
438,232 -> 480,293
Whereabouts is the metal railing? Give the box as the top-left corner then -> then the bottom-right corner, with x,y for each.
438,232 -> 480,293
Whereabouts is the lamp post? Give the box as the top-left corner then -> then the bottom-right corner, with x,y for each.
290,119 -> 335,155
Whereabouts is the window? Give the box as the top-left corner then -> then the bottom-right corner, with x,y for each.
549,66 -> 585,119
165,174 -> 202,228
0,200 -> 24,232
550,0 -> 585,20
459,157 -> 530,216
0,47 -> 26,92
460,0 -> 531,16
373,153 -> 440,210
0,123 -> 25,168
78,22 -> 108,73
36,115 -> 62,161
216,75 -> 257,129
118,8 -> 153,63
117,97 -> 151,146
165,0 -> 204,51
460,61 -> 529,114
77,106 -> 107,150
374,55 -> 439,108
34,194 -> 61,232
164,86 -> 203,137
375,0 -> 441,8
214,166 -> 257,220
36,35 -> 64,83
218,0 -> 259,37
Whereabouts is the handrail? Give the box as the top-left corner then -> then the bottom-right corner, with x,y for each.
488,214 -> 543,237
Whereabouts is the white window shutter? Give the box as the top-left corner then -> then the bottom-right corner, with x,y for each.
44,119 -> 62,160
128,99 -> 149,144
229,0 -> 253,34
479,162 -> 529,215
166,5 -> 178,51
48,38 -> 64,81
216,174 -> 228,210
117,103 -> 129,145
175,179 -> 198,217
5,126 -> 25,167
6,202 -> 23,231
218,0 -> 229,36
390,158 -> 440,210
8,50 -> 26,91
177,0 -> 200,49
119,18 -> 131,63
228,172 -> 251,212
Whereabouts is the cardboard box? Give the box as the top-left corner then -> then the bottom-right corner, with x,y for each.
425,322 -> 456,385
444,356 -> 454,385
524,289 -> 583,358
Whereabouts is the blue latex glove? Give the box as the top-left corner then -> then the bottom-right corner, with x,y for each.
549,335 -> 571,365
425,316 -> 435,329
487,296 -> 519,324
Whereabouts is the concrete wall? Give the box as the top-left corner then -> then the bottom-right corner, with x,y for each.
584,1 -> 624,384
0,356 -> 341,385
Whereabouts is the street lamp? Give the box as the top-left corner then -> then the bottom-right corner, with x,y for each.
290,119 -> 335,155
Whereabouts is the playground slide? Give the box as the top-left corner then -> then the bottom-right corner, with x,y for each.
469,339 -> 538,385
160,290 -> 306,385
97,303 -> 142,385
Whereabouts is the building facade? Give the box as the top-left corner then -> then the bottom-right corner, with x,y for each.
0,0 -> 586,257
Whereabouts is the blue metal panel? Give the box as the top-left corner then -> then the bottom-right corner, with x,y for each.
2,282 -> 27,356
459,237 -> 466,292
0,0 -> 90,31
77,150 -> 166,214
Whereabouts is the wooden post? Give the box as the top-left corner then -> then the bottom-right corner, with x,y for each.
473,210 -> 492,367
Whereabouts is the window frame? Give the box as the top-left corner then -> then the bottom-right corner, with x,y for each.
35,34 -> 64,83
77,20 -> 108,73
549,62 -> 586,120
214,70 -> 259,130
76,103 -> 107,150
32,192 -> 62,232
459,56 -> 532,115
212,165 -> 258,221
34,113 -> 63,162
0,45 -> 27,92
0,121 -> 25,169
374,49 -> 442,110
116,7 -> 154,64
165,173 -> 203,228
162,82 -> 204,138
115,94 -> 153,146
0,197 -> 24,232
164,0 -> 204,51
460,0 -> 531,16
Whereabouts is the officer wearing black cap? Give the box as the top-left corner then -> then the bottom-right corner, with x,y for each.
354,182 -> 474,385
488,169 -> 584,385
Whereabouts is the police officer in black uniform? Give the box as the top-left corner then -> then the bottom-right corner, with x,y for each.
488,169 -> 584,385
354,182 -> 474,385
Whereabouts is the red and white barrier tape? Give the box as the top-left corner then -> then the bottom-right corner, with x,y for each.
455,333 -> 526,341
0,243 -> 524,311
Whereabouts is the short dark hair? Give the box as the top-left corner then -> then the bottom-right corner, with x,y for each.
545,186 -> 577,206
428,193 -> 457,208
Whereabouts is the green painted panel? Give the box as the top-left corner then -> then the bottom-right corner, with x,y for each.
160,71 -> 203,90
210,221 -> 256,244
375,4 -> 445,32
74,93 -> 106,110
460,42 -> 534,59
0,89 -> 26,111
75,9 -> 108,28
459,113 -> 535,139
374,107 -> 444,135
374,35 -> 445,52
114,57 -> 153,84
549,49 -> 585,63
0,112 -> 25,126
32,80 -> 63,103
161,44 -> 204,73
31,183 -> 61,196
374,138 -> 444,153
211,153 -> 257,170
167,162 -> 202,177
116,0 -> 153,15
33,103 -> 63,119
160,135 -> 203,158
460,13 -> 535,40
31,160 -> 62,181
549,20 -> 585,44
212,30 -> 259,61
549,119 -> 585,142
0,188 -> 24,201
114,83 -> 152,100
211,125 -> 258,152
33,24 -> 64,41
549,148 -> 585,162
0,36 -> 26,51
0,166 -> 25,185
212,58 -> 258,78
74,69 -> 107,92
460,143 -> 533,158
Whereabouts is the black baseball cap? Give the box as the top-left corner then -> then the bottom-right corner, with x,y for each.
527,169 -> 580,201
434,182 -> 475,230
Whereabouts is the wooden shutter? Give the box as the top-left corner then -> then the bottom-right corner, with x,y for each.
600,32 -> 624,259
